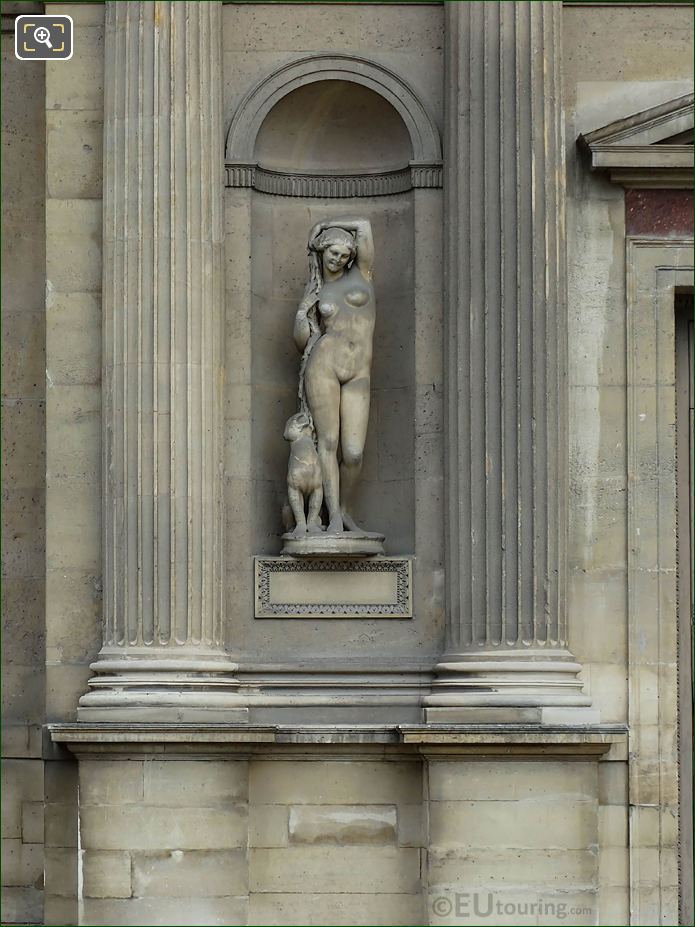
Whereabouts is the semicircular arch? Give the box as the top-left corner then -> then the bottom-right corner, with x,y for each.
225,53 -> 441,165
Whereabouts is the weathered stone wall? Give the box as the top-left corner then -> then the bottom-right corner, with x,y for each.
1,8 -> 46,923
1,2 -> 693,925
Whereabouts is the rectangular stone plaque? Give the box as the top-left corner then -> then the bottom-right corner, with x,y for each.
254,557 -> 413,618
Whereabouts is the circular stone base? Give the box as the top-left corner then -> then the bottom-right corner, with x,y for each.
281,531 -> 385,558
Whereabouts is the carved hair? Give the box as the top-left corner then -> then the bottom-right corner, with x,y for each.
297,226 -> 357,433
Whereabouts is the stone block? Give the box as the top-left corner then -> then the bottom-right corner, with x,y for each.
80,805 -> 247,852
143,760 -> 247,805
1,488 -> 45,579
44,894 -> 79,927
2,310 -> 44,399
44,802 -> 78,849
288,805 -> 397,846
45,568 -> 102,664
397,803 -> 425,848
46,199 -> 102,293
0,886 -> 43,926
1,578 -> 45,667
1,723 -> 42,760
1,791 -> 22,839
82,850 -> 132,899
83,896 -> 247,927
583,661 -> 628,723
2,838 -> 43,887
79,761 -> 144,805
47,110 -> 103,199
44,760 -> 77,803
46,26 -> 104,112
2,664 -> 45,728
250,760 -> 422,805
428,800 -> 598,850
598,805 -> 628,848
21,802 -> 43,845
131,849 -> 247,898
249,891 -> 426,926
377,388 -> 415,482
46,385 -> 101,482
599,886 -> 630,926
598,762 -> 628,806
427,761 -> 597,802
568,568 -> 627,664
46,291 -> 101,387
45,479 -> 100,572
598,847 -> 630,888
44,847 -> 77,897
427,847 -> 597,892
248,804 -> 288,848
2,759 -> 44,804
45,662 -> 93,722
249,846 -> 421,894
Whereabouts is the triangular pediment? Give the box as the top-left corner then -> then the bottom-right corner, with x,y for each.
577,92 -> 694,188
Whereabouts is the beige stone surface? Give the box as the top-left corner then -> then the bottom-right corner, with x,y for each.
81,896 -> 248,927
289,805 -> 397,845
2,45 -> 46,925
1,839 -> 43,887
429,800 -> 598,851
250,759 -> 422,805
143,760 -> 248,806
43,846 -> 78,897
1,887 -> 43,926
249,804 -> 289,848
46,109 -> 103,200
250,845 -> 421,894
428,760 -> 597,802
131,849 -> 247,898
80,805 -> 247,852
82,851 -> 132,900
427,847 -> 597,891
249,892 -> 425,926
79,760 -> 144,805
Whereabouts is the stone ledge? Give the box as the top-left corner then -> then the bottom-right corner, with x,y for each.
48,722 -> 627,758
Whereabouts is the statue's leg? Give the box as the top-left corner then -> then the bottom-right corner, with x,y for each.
307,486 -> 323,534
305,370 -> 342,534
339,376 -> 370,531
287,487 -> 307,537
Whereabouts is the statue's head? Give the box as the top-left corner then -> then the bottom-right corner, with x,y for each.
311,227 -> 356,275
284,411 -> 313,442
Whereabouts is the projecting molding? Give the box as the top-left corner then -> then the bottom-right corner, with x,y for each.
577,92 -> 694,188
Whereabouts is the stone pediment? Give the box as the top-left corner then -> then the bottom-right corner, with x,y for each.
577,92 -> 694,188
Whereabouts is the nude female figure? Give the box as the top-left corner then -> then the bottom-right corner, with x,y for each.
293,218 -> 376,537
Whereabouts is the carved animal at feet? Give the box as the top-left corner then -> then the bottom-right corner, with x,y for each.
282,412 -> 323,537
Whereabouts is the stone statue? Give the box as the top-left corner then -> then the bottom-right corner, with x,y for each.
282,411 -> 323,538
283,217 -> 384,556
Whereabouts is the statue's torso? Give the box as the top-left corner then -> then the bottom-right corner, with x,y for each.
308,265 -> 375,383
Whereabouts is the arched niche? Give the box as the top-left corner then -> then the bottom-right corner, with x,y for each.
226,53 -> 441,164
254,80 -> 413,173
223,52 -> 443,659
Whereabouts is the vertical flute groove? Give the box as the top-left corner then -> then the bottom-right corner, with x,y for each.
444,1 -> 568,657
102,1 -> 224,654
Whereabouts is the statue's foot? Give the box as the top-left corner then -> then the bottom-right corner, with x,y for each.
306,523 -> 324,536
324,517 -> 344,537
290,526 -> 308,539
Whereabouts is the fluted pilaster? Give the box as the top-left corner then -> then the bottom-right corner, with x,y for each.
80,1 -> 243,720
427,1 -> 591,715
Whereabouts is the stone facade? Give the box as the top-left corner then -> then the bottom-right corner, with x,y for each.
1,1 -> 693,925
